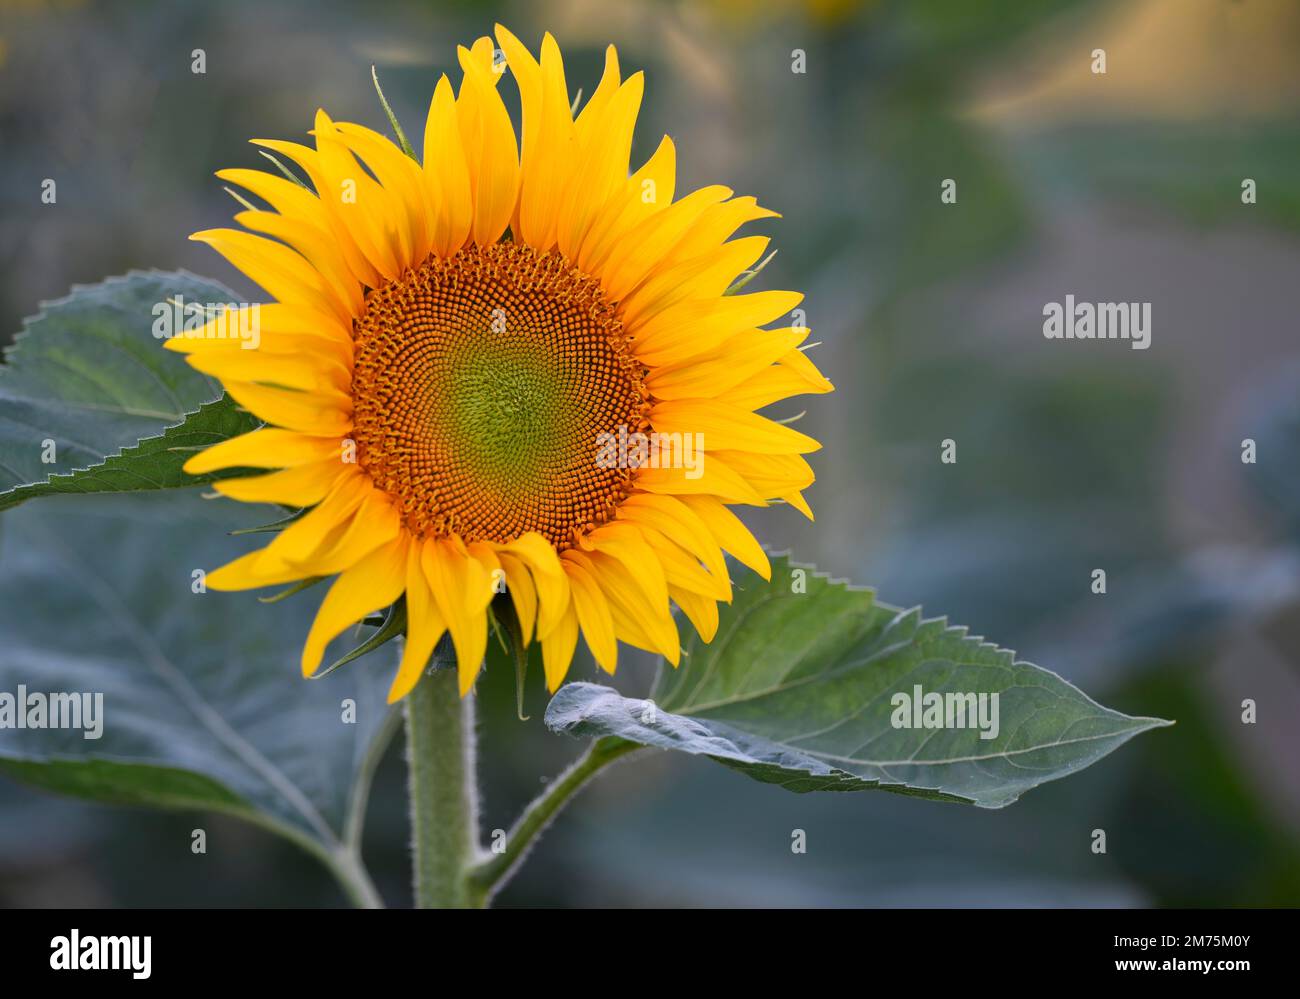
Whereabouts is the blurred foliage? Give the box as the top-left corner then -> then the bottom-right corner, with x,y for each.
1113,664 -> 1300,907
1022,123 -> 1300,231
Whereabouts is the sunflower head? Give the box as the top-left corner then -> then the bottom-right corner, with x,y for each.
168,26 -> 833,703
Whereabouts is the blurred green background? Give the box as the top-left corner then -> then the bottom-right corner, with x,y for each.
1,0 -> 1298,906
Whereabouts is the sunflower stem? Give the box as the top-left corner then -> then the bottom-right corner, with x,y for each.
465,737 -> 641,905
404,639 -> 482,908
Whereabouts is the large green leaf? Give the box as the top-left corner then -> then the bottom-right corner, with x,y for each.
0,271 -> 258,511
546,556 -> 1171,807
0,490 -> 396,902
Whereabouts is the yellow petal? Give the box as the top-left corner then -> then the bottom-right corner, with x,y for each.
190,229 -> 342,320
250,139 -> 383,288
495,26 -> 575,250
639,528 -> 732,601
456,46 -> 520,245
580,522 -> 669,610
631,289 -> 803,365
561,553 -> 618,674
311,112 -> 405,279
259,472 -> 371,565
466,541 -> 503,603
576,134 -> 676,271
572,44 -> 622,130
565,550 -> 656,655
161,305 -> 260,355
301,536 -> 408,675
597,185 -> 731,300
496,552 -> 538,644
183,428 -> 342,475
233,210 -> 362,319
618,493 -> 727,579
679,494 -> 770,579
214,457 -> 347,505
619,235 -> 769,331
301,488 -> 402,576
464,36 -> 503,83
651,399 -> 821,455
421,538 -> 490,694
581,551 -> 680,664
645,327 -> 808,400
498,531 -> 570,640
422,75 -> 473,256
205,546 -> 314,591
781,488 -> 815,521
634,460 -> 767,505
185,345 -> 350,394
389,543 -> 448,703
557,69 -> 643,259
716,358 -> 834,411
334,121 -> 435,265
710,450 -> 815,499
217,167 -> 324,225
633,134 -> 676,205
222,380 -> 352,436
669,195 -> 779,264
164,301 -> 352,356
540,599 -> 579,692
779,342 -> 833,384
668,583 -> 720,644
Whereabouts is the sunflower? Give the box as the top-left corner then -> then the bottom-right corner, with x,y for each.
168,26 -> 832,703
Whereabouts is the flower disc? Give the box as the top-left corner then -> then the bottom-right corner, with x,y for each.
352,243 -> 649,546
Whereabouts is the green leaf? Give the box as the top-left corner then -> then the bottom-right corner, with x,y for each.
0,271 -> 258,512
0,490 -> 397,901
371,65 -> 416,160
310,598 -> 406,679
0,396 -> 257,513
489,595 -> 532,721
546,555 -> 1171,808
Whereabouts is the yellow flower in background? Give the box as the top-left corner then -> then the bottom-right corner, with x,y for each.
169,25 -> 832,703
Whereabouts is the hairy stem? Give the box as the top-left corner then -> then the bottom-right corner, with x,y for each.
325,846 -> 385,909
405,641 -> 482,908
